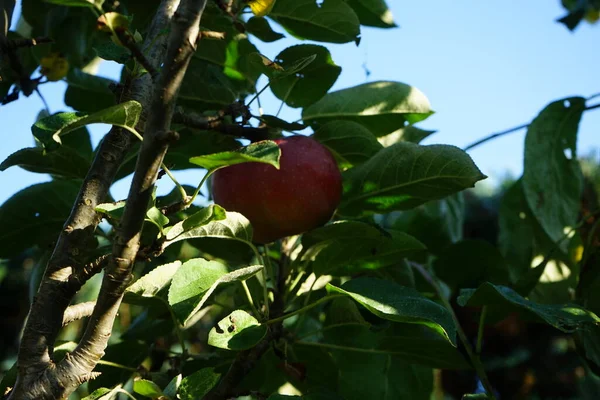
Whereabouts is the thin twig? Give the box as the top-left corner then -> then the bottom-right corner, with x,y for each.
172,106 -> 273,141
116,30 -> 160,81
463,99 -> 600,152
409,261 -> 497,400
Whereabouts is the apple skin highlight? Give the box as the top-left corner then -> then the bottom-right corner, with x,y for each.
212,136 -> 343,244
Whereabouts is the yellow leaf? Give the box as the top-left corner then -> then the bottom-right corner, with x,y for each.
258,54 -> 284,71
248,0 -> 276,18
40,53 -> 69,82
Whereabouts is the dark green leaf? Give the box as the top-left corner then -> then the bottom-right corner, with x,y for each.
93,40 -> 131,63
388,193 -> 465,255
522,97 -> 585,252
178,58 -> 237,110
168,259 -> 262,326
302,81 -> 434,137
270,0 -> 360,44
346,0 -> 397,28
335,350 -> 433,400
208,309 -> 267,350
270,45 -> 341,108
0,181 -> 80,258
146,206 -> 169,232
327,277 -> 457,344
378,126 -> 437,146
245,16 -> 285,42
189,140 -> 281,171
301,221 -> 426,276
88,340 -> 148,392
315,317 -> 470,369
178,368 -> 221,400
339,142 -> 486,217
0,146 -> 91,179
434,239 -> 510,291
313,120 -> 382,167
458,282 -> 600,333
462,395 -> 488,400
260,114 -> 307,131
33,100 -> 141,150
65,68 -> 117,112
116,129 -> 241,181
44,0 -> 103,8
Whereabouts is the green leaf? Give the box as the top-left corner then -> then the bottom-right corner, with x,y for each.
339,142 -> 486,217
163,374 -> 182,398
327,277 -> 457,344
88,340 -> 148,392
245,16 -> 285,42
346,0 -> 397,28
93,40 -> 131,63
146,206 -> 169,233
115,129 -> 241,181
270,45 -> 341,108
0,146 -> 91,179
179,58 -> 238,110
189,140 -> 281,171
208,309 -> 267,350
81,388 -> 112,400
178,368 -> 221,400
462,395 -> 488,400
164,204 -> 226,241
522,97 -> 585,252
301,221 -> 426,276
44,0 -> 103,8
163,205 -> 255,249
268,396 -> 302,400
0,181 -> 80,258
378,126 -> 437,146
302,81 -> 434,137
95,200 -> 126,220
133,379 -> 163,397
313,120 -> 382,168
334,350 -> 433,400
260,114 -> 307,131
33,100 -> 141,150
314,318 -> 470,369
168,259 -> 263,326
497,179 -> 555,286
388,193 -> 465,255
270,0 -> 360,43
433,239 -> 510,291
65,68 -> 117,113
125,260 -> 182,305
457,282 -> 600,333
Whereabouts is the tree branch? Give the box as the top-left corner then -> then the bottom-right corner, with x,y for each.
58,0 -> 207,393
173,106 -> 273,141
8,1 -> 181,399
62,302 -> 97,326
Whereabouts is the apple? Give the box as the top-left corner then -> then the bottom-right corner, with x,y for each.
212,135 -> 342,244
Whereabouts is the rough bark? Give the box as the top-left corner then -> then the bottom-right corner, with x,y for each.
8,1 -> 181,398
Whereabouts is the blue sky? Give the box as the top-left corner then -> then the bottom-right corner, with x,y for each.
1,0 -> 599,204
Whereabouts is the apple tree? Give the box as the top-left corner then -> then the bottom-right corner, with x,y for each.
1,0 -> 600,399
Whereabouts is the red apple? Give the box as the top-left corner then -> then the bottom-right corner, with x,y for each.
211,135 -> 342,244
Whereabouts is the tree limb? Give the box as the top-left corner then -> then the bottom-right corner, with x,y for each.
173,106 -> 273,141
8,1 -> 181,399
57,0 -> 207,393
62,302 -> 97,326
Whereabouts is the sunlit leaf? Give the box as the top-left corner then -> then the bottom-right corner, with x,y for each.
208,310 -> 267,350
